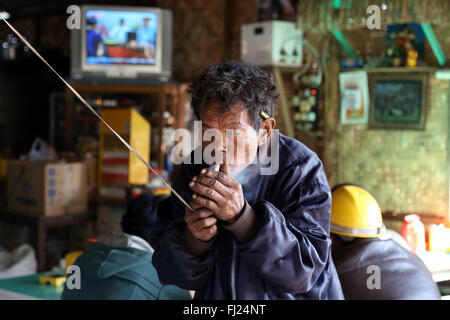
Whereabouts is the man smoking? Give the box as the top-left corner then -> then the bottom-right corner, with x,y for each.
147,61 -> 344,300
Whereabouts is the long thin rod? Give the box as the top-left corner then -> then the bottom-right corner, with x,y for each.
2,18 -> 193,211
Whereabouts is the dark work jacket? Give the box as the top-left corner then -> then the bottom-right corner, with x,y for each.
148,133 -> 344,300
332,238 -> 441,300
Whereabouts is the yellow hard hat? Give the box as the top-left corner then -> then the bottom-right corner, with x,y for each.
330,184 -> 386,238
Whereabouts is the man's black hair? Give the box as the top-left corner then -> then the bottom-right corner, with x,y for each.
189,61 -> 279,130
121,193 -> 165,244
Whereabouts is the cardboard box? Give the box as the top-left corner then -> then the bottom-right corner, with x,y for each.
6,161 -> 87,217
241,20 -> 303,67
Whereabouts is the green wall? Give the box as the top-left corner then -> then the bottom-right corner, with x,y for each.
325,76 -> 450,220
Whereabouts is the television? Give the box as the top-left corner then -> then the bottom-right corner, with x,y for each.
71,5 -> 172,80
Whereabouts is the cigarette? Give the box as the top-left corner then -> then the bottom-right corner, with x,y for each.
206,164 -> 220,172
260,111 -> 270,119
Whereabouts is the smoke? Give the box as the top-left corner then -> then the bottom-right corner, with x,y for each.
234,162 -> 262,202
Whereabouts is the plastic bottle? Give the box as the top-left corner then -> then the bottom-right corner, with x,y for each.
401,214 -> 426,255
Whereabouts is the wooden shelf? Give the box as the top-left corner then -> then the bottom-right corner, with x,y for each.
341,67 -> 438,73
0,210 -> 95,271
73,115 -> 98,122
65,81 -> 188,171
261,66 -> 301,74
383,211 -> 447,224
73,114 -> 173,126
93,198 -> 128,207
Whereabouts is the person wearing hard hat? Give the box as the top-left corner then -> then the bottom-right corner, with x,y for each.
330,183 -> 441,300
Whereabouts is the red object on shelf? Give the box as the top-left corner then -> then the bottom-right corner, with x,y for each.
130,188 -> 144,199
149,168 -> 163,178
102,173 -> 129,180
102,158 -> 129,165
401,214 -> 426,254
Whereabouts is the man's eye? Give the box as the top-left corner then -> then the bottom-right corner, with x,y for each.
203,128 -> 218,134
227,130 -> 239,136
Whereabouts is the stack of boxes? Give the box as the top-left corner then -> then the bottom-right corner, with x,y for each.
98,108 -> 150,200
6,161 -> 87,217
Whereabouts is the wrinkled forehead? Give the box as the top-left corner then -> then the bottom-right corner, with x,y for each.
200,101 -> 252,129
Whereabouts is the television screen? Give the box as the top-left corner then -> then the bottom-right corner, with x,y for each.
85,9 -> 158,65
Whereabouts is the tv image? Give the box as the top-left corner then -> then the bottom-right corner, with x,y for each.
86,10 -> 158,65
71,6 -> 172,80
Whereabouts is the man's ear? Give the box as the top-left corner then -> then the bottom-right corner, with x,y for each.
258,118 -> 276,146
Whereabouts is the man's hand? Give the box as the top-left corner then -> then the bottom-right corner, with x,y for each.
189,163 -> 245,224
184,207 -> 218,242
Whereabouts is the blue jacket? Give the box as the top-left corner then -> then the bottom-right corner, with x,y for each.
333,237 -> 441,300
148,133 -> 344,299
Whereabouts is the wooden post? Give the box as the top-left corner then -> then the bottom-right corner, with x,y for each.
158,87 -> 166,170
64,86 -> 74,150
273,66 -> 294,137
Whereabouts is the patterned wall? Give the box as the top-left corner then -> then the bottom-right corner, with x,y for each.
154,0 -> 257,82
325,76 -> 449,219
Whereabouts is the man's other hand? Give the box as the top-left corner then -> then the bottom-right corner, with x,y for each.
184,206 -> 218,242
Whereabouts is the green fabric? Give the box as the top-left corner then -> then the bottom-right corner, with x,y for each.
61,242 -> 191,300
0,270 -> 65,300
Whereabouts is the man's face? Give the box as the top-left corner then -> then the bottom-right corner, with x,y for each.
199,101 -> 262,176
